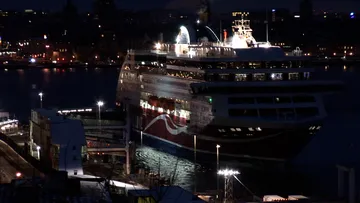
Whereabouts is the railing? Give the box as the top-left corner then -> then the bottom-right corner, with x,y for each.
79,119 -> 124,127
87,140 -> 125,149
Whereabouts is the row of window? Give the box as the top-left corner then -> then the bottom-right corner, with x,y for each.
191,84 -> 343,94
228,95 -> 315,104
206,72 -> 310,82
228,107 -> 319,118
141,77 -> 189,88
218,126 -> 322,134
124,62 -> 312,83
129,66 -> 312,83
218,127 -> 262,133
167,59 -> 309,69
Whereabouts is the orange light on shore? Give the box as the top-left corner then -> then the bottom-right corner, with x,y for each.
16,172 -> 21,178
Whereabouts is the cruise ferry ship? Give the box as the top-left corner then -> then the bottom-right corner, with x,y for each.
116,19 -> 343,161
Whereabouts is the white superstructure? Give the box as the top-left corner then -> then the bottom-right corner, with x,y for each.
117,20 -> 343,160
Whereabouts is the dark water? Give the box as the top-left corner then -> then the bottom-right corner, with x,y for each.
0,68 -> 120,121
1,65 -> 359,198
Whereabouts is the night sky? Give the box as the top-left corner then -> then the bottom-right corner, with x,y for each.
0,0 -> 359,12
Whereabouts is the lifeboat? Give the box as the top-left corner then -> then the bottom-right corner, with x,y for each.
148,96 -> 159,107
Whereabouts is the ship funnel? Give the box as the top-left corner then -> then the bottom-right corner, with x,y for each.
223,29 -> 228,42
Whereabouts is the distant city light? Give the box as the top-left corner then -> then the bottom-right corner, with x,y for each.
16,172 -> 21,178
43,34 -> 47,40
350,12 -> 355,18
272,9 -> 276,12
30,58 -> 36,63
196,19 -> 200,24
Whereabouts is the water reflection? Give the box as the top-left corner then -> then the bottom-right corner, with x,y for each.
136,146 -> 197,190
43,68 -> 50,85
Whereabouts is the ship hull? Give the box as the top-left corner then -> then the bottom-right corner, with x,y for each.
130,109 -> 320,162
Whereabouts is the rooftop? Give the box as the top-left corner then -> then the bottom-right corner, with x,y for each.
51,119 -> 86,145
33,108 -> 64,123
33,108 -> 86,146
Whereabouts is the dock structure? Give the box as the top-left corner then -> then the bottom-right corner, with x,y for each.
58,107 -> 132,175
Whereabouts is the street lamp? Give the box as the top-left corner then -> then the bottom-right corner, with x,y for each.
97,101 -> 104,134
216,144 -> 220,199
16,172 -> 22,178
38,92 -> 43,108
36,146 -> 41,160
194,135 -> 197,193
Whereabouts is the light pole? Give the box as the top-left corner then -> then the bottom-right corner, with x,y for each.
194,135 -> 197,193
216,144 -> 220,199
140,131 -> 143,146
218,169 -> 240,203
38,92 -> 43,108
97,101 -> 104,134
36,146 -> 41,160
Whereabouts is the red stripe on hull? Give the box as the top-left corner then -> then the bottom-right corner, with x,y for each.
142,111 -> 192,147
141,110 -> 315,160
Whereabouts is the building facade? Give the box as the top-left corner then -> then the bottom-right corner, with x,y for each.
29,109 -> 87,175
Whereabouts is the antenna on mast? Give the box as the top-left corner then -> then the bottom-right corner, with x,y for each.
265,8 -> 269,42
219,20 -> 222,42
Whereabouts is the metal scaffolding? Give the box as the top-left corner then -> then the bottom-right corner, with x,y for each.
224,175 -> 234,203
218,169 -> 239,203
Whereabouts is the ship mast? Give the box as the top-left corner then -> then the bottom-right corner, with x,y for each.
266,8 -> 269,42
219,20 -> 222,42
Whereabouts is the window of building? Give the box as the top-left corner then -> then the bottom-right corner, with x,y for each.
293,95 -> 315,103
275,97 -> 292,103
289,73 -> 299,80
253,73 -> 266,81
228,97 -> 254,104
256,97 -> 273,103
270,73 -> 283,80
228,109 -> 258,117
235,74 -> 247,81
